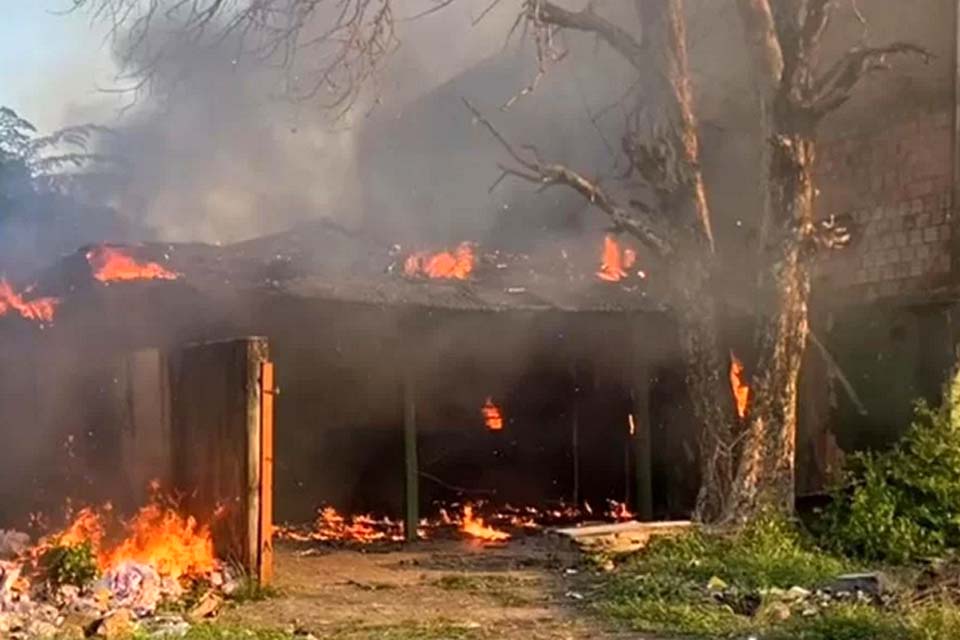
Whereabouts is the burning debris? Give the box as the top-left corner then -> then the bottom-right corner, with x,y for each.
459,505 -> 510,542
0,485 -> 234,638
86,246 -> 180,283
0,279 -> 58,324
729,352 -> 751,419
403,242 -> 475,280
597,234 -> 641,283
277,500 -> 642,548
278,507 -> 405,544
481,397 -> 504,431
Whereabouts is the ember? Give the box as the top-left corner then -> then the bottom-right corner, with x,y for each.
0,279 -> 58,324
597,234 -> 638,283
403,242 -> 475,280
481,397 -> 504,431
729,351 -> 751,419
459,505 -> 510,542
86,246 -> 179,283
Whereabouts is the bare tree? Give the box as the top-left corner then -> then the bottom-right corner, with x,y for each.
722,0 -> 928,522
73,0 -> 928,523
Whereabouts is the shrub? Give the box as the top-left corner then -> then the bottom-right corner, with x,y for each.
822,369 -> 960,563
39,541 -> 99,589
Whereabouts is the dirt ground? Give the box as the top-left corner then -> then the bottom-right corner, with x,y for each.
222,538 -> 646,639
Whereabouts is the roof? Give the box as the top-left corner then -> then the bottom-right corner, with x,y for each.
28,221 -> 667,314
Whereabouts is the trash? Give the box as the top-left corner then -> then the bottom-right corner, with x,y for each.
706,576 -> 728,592
144,614 -> 191,638
186,591 -> 222,622
0,532 -> 30,560
104,562 -> 164,617
92,608 -> 136,639
565,590 -> 584,600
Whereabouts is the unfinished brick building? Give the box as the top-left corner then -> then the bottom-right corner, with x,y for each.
799,0 -> 960,490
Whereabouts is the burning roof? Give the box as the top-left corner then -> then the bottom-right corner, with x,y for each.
13,221 -> 666,323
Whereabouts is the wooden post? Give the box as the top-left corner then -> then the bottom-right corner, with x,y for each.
244,338 -> 269,577
403,372 -> 419,542
258,361 -> 276,586
631,365 -> 653,521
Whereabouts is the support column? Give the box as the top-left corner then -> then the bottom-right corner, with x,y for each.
403,372 -> 419,542
631,363 -> 653,521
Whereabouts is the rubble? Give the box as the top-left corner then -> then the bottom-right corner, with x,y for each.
0,542 -> 238,639
0,531 -> 30,560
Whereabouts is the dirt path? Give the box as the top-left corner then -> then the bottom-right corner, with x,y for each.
223,538 -> 645,639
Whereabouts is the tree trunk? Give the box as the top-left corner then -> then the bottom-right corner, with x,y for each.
724,109 -> 817,521
683,287 -> 740,522
631,0 -> 739,522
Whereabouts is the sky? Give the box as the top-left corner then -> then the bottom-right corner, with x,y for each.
0,1 -> 118,130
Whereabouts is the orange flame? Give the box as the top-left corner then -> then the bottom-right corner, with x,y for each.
404,242 -> 475,280
606,500 -> 635,522
0,279 -> 58,323
34,489 -> 216,581
481,397 -> 503,431
86,246 -> 179,283
597,235 -> 638,282
278,506 -> 405,544
729,352 -> 750,419
459,505 -> 510,542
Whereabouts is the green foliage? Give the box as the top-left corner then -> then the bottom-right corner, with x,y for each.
617,512 -> 849,591
0,105 -> 114,204
596,513 -> 851,637
768,604 -> 911,640
822,369 -> 960,563
39,542 -> 99,589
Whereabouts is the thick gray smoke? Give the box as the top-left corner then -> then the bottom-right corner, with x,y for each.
89,1 -> 660,248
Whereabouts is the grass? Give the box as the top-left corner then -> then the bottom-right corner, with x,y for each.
156,620 -> 486,640
430,573 -> 537,607
594,514 -> 859,637
590,515 -> 960,639
227,576 -> 283,604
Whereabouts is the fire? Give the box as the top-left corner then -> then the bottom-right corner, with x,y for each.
481,397 -> 503,431
34,489 -> 216,581
279,507 -> 404,544
86,246 -> 179,283
597,234 -> 638,282
101,503 -> 216,580
459,505 -> 510,542
729,351 -> 751,419
606,500 -> 635,522
0,279 -> 58,323
404,242 -> 475,280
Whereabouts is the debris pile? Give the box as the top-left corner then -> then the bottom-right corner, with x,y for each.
0,488 -> 237,638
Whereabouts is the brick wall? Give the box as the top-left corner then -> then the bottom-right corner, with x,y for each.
815,109 -> 956,300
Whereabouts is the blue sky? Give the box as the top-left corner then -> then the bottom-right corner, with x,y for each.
0,1 -> 116,129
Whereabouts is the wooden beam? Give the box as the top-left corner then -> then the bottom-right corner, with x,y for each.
245,338 -> 269,577
403,372 -> 419,542
258,361 -> 275,586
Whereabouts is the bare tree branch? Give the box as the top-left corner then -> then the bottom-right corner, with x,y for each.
532,1 -> 646,70
811,43 -> 932,116
734,0 -> 784,95
463,98 -> 675,257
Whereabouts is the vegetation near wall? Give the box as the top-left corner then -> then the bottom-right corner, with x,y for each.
594,364 -> 960,639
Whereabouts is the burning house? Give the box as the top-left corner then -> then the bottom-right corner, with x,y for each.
0,219 -> 707,585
